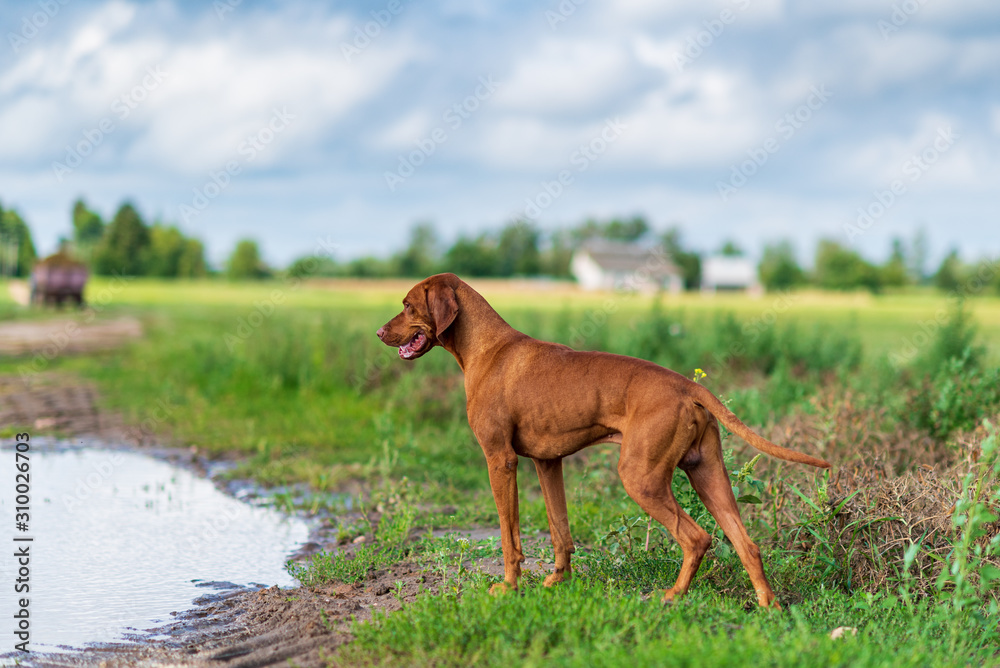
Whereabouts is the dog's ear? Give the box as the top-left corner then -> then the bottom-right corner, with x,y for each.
426,282 -> 458,338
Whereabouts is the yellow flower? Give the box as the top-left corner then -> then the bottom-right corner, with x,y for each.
692,368 -> 708,383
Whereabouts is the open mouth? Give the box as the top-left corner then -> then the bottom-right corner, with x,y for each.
398,331 -> 428,359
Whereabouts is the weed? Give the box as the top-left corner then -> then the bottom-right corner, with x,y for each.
289,504 -> 415,587
935,421 -> 1000,614
911,348 -> 1000,440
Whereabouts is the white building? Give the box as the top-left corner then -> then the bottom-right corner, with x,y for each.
701,255 -> 761,294
571,240 -> 683,293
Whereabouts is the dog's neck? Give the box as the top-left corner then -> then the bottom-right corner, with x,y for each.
439,282 -> 521,374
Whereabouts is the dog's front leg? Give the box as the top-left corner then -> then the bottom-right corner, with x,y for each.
534,458 -> 574,586
485,450 -> 524,593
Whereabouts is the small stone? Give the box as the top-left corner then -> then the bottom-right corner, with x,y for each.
375,584 -> 390,596
829,626 -> 857,639
352,535 -> 367,544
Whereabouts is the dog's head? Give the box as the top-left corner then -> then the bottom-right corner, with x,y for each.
376,273 -> 459,360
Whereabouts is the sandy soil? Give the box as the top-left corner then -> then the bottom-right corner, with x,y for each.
0,316 -> 143,356
0,310 -> 141,435
7,280 -> 30,306
0,374 -> 123,435
24,563 -> 447,668
19,524 -> 521,668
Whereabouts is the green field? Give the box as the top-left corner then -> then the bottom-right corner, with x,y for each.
78,276 -> 1000,357
2,277 -> 999,666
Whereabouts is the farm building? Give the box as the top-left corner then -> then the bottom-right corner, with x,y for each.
700,255 -> 761,294
570,240 -> 683,293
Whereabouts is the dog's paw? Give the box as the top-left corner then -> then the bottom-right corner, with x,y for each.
755,589 -> 782,610
489,582 -> 515,595
542,571 -> 570,587
660,587 -> 684,605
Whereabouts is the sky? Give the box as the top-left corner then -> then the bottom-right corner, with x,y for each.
1,0 -> 999,269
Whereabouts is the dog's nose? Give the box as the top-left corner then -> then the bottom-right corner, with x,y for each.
376,326 -> 385,340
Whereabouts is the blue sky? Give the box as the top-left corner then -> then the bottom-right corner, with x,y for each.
2,0 -> 999,269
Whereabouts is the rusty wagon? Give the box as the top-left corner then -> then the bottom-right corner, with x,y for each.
30,252 -> 89,306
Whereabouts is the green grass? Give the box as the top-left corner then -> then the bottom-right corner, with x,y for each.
342,582 -> 993,667
2,278 -> 999,665
71,277 -> 1000,360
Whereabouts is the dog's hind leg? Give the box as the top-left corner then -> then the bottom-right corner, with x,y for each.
683,421 -> 779,609
533,458 -> 574,586
618,427 -> 712,604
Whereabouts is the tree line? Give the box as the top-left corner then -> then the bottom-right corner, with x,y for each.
0,198 -> 267,280
0,200 -> 37,278
290,218 -> 998,294
1,197 -> 996,294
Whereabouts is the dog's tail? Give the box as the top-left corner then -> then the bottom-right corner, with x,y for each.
691,383 -> 831,469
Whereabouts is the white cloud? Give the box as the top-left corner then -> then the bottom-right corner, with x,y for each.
589,0 -> 785,31
0,0 -> 415,174
371,110 -> 434,151
0,96 -> 64,157
493,39 -> 639,115
2,0 -> 999,265
469,116 -> 584,170
613,69 -> 764,167
783,26 -> 954,96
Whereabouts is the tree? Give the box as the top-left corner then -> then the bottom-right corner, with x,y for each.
758,241 -> 805,291
603,216 -> 649,242
93,202 -> 151,276
288,254 -> 340,279
72,199 -> 104,249
0,202 -> 38,278
572,216 -> 649,244
933,250 -> 963,292
719,239 -> 744,256
540,229 -> 574,278
442,235 -> 498,277
496,221 -> 540,276
71,199 -> 105,265
881,237 -> 910,288
660,226 -> 701,290
177,239 -> 208,278
345,255 -> 393,278
146,224 -> 187,277
395,223 -> 439,277
813,240 -> 882,292
909,227 -> 928,284
227,239 -> 269,280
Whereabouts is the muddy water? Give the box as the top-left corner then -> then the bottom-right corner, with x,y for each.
0,446 -> 309,655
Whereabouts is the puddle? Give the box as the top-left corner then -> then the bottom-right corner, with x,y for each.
0,446 -> 310,656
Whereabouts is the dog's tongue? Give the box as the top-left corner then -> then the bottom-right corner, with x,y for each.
399,332 -> 425,359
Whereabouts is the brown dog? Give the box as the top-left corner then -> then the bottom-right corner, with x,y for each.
376,273 -> 830,608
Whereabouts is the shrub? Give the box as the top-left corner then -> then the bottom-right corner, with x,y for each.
912,350 -> 1000,440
